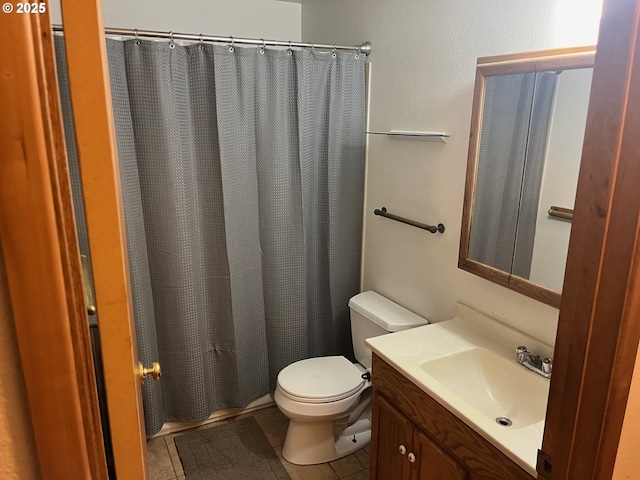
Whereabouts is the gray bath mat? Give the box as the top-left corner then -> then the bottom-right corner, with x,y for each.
174,416 -> 292,479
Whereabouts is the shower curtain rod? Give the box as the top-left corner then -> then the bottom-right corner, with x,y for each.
51,25 -> 372,56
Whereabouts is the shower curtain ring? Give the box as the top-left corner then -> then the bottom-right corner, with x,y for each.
134,28 -> 140,45
260,38 -> 266,54
332,44 -> 337,58
169,31 -> 175,49
287,40 -> 293,56
228,36 -> 234,52
199,33 -> 204,50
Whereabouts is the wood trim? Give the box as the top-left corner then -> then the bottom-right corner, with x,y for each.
459,47 -> 594,310
477,61 -> 544,77
478,53 -> 595,77
58,0 -> 149,478
458,259 -> 510,288
0,9 -> 107,480
508,275 -> 561,308
477,46 -> 596,67
459,68 -> 483,266
459,260 -> 561,308
372,354 -> 532,479
535,54 -> 596,73
541,0 -> 640,477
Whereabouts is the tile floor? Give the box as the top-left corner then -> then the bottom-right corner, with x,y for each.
148,405 -> 371,480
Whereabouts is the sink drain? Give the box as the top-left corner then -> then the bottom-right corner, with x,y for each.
496,417 -> 512,427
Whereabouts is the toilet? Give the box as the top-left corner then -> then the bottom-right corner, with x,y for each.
274,291 -> 428,465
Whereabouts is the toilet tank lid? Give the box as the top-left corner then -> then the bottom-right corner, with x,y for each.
349,291 -> 428,332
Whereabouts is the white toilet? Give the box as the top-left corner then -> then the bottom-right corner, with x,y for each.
274,291 -> 428,465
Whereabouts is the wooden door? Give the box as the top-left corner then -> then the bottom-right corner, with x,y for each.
411,430 -> 468,480
0,7 -> 108,480
56,0 -> 149,478
3,0 -> 161,476
371,393 -> 413,480
540,0 -> 640,477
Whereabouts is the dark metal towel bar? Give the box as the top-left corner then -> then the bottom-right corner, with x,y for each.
548,206 -> 574,221
374,207 -> 445,234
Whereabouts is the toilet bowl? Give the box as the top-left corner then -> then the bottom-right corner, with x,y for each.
275,291 -> 428,465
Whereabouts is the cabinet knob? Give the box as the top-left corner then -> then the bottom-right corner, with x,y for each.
398,445 -> 407,455
408,452 -> 416,463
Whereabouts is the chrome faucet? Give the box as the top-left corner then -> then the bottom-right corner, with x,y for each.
516,346 -> 552,378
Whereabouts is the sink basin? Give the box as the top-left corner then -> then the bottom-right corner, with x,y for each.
420,347 -> 549,428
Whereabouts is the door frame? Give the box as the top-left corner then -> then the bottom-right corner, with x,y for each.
0,0 -> 148,479
2,0 -> 640,479
540,0 -> 640,477
57,0 -> 149,477
0,6 -> 108,480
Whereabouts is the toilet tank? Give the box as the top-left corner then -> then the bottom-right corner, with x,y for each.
349,291 -> 428,368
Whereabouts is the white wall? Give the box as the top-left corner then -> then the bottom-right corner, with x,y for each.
50,0 -> 301,41
613,345 -> 640,478
302,0 -> 603,346
529,68 -> 593,292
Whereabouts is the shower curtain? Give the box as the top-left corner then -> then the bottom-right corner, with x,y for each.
54,36 -> 366,435
469,72 -> 557,279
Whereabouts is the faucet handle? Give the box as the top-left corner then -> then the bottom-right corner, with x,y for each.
516,346 -> 528,363
542,357 -> 553,375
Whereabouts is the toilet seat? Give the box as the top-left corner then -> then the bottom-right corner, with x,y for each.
277,356 -> 365,404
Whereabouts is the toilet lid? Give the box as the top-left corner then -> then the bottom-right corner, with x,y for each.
277,356 -> 365,403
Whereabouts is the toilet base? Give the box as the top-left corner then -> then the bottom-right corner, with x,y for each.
281,417 -> 371,465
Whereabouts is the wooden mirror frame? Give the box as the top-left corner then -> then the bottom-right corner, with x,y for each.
459,46 -> 596,309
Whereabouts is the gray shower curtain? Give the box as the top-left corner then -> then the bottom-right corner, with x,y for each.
469,72 -> 557,279
55,36 -> 366,435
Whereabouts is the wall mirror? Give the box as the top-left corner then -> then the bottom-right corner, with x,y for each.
459,47 -> 596,308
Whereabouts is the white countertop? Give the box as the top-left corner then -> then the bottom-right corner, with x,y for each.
366,303 -> 552,477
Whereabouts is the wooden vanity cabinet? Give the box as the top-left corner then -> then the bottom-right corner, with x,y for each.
374,394 -> 467,480
369,354 -> 534,480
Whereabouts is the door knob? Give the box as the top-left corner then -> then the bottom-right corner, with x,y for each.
139,361 -> 161,384
408,452 -> 416,463
399,445 -> 407,455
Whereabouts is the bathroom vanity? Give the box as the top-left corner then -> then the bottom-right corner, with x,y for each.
366,304 -> 551,479
370,354 -> 532,479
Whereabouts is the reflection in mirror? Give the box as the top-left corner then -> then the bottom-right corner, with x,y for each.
528,67 -> 592,291
469,71 -> 559,280
459,48 -> 595,308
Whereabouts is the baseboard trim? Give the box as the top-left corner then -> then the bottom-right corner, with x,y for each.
150,393 -> 275,438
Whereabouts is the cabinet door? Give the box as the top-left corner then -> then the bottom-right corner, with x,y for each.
372,394 -> 414,480
411,430 -> 468,480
